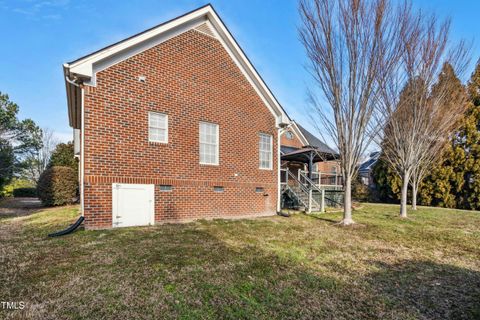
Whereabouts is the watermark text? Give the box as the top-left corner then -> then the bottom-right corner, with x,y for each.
1,301 -> 25,310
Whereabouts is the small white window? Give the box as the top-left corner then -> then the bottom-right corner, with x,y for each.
199,122 -> 219,165
259,133 -> 273,170
148,112 -> 168,143
285,131 -> 294,140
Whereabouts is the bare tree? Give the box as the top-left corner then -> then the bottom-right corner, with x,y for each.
380,12 -> 469,217
23,128 -> 59,184
299,0 -> 405,224
409,64 -> 468,210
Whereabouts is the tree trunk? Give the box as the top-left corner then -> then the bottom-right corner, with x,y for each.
340,175 -> 354,225
411,180 -> 418,211
400,170 -> 410,218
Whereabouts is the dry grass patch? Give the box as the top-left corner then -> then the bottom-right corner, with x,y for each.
0,204 -> 479,319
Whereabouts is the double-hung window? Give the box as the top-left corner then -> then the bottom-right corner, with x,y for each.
148,112 -> 168,143
199,122 -> 219,165
259,133 -> 273,170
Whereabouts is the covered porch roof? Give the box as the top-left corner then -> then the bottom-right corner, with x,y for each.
281,146 -> 338,163
281,146 -> 338,180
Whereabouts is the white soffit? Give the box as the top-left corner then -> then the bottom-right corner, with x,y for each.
194,22 -> 216,38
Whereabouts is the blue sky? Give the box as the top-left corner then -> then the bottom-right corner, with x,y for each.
1,0 -> 479,142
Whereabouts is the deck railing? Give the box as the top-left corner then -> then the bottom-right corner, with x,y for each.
281,168 -> 344,211
299,170 -> 343,190
281,168 -> 343,189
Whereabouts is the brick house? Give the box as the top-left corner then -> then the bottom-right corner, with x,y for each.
279,121 -> 342,210
280,121 -> 340,174
64,5 -> 338,229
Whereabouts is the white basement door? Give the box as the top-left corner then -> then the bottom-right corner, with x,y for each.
112,184 -> 154,228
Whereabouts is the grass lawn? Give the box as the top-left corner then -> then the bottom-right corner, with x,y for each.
1,203 -> 479,319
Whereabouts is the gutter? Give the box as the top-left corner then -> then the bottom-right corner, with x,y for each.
64,64 -> 86,129
64,64 -> 86,218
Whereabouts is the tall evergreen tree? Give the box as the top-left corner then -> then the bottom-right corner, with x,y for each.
371,156 -> 402,203
410,63 -> 467,209
48,142 -> 78,171
459,62 -> 480,209
375,64 -> 468,209
420,61 -> 480,209
418,144 -> 459,208
0,92 -> 41,191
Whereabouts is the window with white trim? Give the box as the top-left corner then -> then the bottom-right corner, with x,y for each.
199,122 -> 219,165
259,133 -> 273,170
148,112 -> 168,143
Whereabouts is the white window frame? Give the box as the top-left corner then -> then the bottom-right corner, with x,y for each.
199,121 -> 219,165
148,111 -> 168,143
259,133 -> 273,170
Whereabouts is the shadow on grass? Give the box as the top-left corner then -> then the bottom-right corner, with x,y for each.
304,214 -> 339,224
0,197 -> 45,220
367,260 -> 480,320
2,219 -> 479,319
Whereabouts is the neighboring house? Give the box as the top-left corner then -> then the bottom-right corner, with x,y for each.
280,122 -> 341,186
279,122 -> 341,210
358,151 -> 380,186
295,123 -> 340,174
64,5 -> 337,229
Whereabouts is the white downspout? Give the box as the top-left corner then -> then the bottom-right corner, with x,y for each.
80,88 -> 85,217
277,127 -> 281,213
66,75 -> 85,217
277,122 -> 292,213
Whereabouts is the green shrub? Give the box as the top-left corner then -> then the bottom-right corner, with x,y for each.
49,142 -> 78,171
37,166 -> 78,206
0,178 -> 35,198
13,187 -> 37,197
352,175 -> 371,202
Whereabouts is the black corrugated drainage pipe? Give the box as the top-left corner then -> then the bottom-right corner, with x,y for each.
48,216 -> 84,237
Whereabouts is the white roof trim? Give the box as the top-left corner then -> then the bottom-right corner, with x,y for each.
64,4 -> 290,126
290,121 -> 309,146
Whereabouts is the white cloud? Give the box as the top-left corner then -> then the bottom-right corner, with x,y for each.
11,0 -> 70,20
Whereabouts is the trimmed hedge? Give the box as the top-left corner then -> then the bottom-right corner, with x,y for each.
13,187 -> 37,198
0,178 -> 35,198
37,166 -> 79,206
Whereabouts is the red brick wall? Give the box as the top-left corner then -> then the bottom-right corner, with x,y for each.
82,29 -> 279,229
280,129 -> 303,148
316,161 -> 340,173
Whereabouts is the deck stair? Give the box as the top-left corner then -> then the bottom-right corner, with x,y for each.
282,170 -> 320,212
281,168 -> 344,212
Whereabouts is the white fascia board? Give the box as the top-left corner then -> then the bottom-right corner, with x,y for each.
64,5 -> 290,126
89,17 -> 205,85
206,9 -> 290,126
290,121 -> 309,146
67,6 -> 212,78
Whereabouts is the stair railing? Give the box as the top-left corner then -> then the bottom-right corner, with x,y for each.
287,171 -> 320,212
299,172 -> 323,193
299,171 -> 344,209
287,170 -> 310,195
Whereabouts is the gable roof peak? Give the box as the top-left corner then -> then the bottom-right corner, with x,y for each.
64,4 -> 290,128
293,121 -> 338,156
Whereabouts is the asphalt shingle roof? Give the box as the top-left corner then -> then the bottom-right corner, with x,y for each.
296,123 -> 338,155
